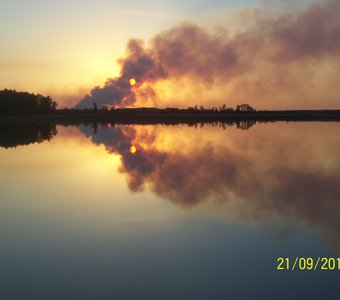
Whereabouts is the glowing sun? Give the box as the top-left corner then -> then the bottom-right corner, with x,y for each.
129,146 -> 137,154
129,78 -> 136,86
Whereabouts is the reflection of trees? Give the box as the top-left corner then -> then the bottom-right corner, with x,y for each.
236,121 -> 256,130
0,123 -> 57,148
188,120 -> 256,130
76,120 -> 257,134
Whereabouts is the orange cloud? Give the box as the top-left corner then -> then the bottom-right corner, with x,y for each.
77,0 -> 340,110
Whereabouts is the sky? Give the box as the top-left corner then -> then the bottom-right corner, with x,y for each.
1,0 -> 338,109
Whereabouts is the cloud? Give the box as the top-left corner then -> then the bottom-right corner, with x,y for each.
76,0 -> 340,109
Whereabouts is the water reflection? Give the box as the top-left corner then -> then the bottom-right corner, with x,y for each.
78,122 -> 340,246
0,120 -> 255,149
0,123 -> 57,148
1,121 -> 340,299
1,120 -> 339,247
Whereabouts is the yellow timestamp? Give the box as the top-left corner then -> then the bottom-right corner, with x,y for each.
277,257 -> 340,271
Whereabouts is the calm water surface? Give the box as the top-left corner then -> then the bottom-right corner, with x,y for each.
0,122 -> 339,299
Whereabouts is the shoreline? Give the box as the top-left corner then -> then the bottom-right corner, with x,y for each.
1,110 -> 340,124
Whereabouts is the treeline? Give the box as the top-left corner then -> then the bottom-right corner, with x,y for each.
57,103 -> 256,115
0,89 -> 57,115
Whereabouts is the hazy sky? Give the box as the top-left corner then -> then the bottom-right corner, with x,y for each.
1,0 -> 337,109
0,1 -> 255,91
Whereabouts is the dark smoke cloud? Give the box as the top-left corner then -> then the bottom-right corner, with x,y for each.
76,39 -> 166,109
75,77 -> 134,109
76,0 -> 340,109
77,123 -> 340,246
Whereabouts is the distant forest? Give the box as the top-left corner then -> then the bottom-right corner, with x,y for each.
1,90 -> 340,123
0,89 -> 57,115
0,89 -> 257,116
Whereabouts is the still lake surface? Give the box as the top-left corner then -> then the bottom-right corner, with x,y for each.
0,121 -> 339,299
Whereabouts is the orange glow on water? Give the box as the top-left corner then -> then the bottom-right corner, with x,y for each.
129,146 -> 137,154
129,78 -> 136,86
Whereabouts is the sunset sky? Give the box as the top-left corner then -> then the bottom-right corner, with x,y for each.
1,0 -> 338,109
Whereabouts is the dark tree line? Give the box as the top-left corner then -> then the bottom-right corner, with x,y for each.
58,103 -> 256,115
0,88 -> 257,116
0,89 -> 57,115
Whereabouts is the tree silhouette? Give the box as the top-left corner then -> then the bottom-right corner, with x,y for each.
236,104 -> 255,112
0,89 -> 57,115
93,102 -> 98,113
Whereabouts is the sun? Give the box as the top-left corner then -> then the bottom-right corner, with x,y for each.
129,145 -> 137,154
129,78 -> 136,86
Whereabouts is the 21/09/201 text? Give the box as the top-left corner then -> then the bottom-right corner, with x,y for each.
277,257 -> 340,271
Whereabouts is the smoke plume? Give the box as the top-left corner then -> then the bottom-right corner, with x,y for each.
76,0 -> 340,109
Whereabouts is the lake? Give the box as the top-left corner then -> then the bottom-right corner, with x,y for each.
0,121 -> 339,299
